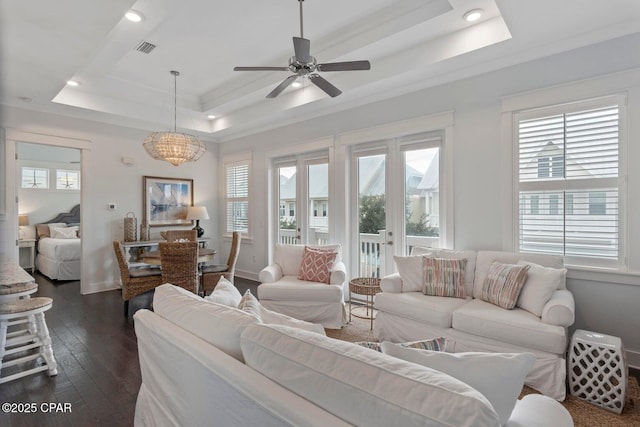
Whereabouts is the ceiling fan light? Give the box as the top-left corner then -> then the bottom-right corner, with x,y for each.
463,9 -> 484,22
66,80 -> 80,87
291,80 -> 302,88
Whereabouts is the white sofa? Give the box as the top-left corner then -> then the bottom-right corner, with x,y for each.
134,284 -> 573,427
258,244 -> 347,329
374,248 -> 575,401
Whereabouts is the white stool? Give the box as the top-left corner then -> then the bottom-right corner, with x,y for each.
568,329 -> 627,414
0,297 -> 58,384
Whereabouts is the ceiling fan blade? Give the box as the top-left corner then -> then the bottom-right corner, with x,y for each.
293,37 -> 311,63
316,60 -> 371,72
266,75 -> 299,98
309,74 -> 342,97
234,66 -> 289,71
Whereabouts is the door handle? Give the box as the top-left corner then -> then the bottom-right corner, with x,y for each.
387,241 -> 393,246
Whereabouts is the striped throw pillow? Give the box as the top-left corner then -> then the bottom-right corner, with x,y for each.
422,257 -> 467,298
356,337 -> 447,353
481,262 -> 530,309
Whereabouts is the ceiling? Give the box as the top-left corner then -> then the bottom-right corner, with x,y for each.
2,0 -> 640,142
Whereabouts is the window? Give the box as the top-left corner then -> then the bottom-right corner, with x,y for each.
21,167 -> 48,188
225,162 -> 250,234
516,97 -> 623,268
56,169 -> 80,190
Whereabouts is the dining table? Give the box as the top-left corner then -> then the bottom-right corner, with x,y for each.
140,247 -> 217,266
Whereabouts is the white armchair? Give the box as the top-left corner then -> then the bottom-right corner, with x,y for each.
257,244 -> 347,329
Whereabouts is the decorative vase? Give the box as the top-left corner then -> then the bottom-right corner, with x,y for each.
140,221 -> 150,241
124,212 -> 137,242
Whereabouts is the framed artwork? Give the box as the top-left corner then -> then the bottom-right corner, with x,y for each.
143,176 -> 193,227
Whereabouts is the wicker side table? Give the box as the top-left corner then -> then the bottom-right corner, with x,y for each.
349,277 -> 381,330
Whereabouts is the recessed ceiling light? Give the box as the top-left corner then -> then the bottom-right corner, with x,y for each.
291,81 -> 302,88
66,80 -> 80,87
207,114 -> 216,119
463,9 -> 483,22
125,10 -> 144,22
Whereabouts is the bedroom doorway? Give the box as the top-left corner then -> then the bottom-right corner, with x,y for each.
16,142 -> 82,284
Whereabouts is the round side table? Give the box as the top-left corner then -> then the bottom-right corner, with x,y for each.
349,277 -> 381,330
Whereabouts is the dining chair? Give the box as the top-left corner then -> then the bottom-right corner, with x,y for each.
159,241 -> 199,294
113,240 -> 162,318
201,232 -> 241,295
165,229 -> 198,242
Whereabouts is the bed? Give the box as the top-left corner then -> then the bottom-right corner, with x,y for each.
34,204 -> 81,281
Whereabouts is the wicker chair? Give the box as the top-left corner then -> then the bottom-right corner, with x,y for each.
113,240 -> 162,318
165,229 -> 198,242
159,241 -> 199,294
202,232 -> 241,295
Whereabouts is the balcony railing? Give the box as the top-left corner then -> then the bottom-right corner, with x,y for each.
279,228 -> 439,278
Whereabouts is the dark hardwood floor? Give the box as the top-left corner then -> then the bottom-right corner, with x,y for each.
0,272 -> 257,427
1,273 -> 637,426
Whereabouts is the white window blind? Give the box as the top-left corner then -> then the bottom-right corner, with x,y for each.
225,162 -> 249,234
516,100 -> 623,268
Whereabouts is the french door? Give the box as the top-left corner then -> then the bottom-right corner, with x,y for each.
275,154 -> 330,246
351,134 -> 442,278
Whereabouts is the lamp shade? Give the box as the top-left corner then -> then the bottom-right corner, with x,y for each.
186,206 -> 209,220
18,214 -> 29,226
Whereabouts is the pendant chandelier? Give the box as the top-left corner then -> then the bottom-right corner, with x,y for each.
143,70 -> 205,166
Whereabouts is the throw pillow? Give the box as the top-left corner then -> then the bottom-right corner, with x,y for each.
204,277 -> 242,307
393,255 -> 428,292
516,261 -> 567,317
380,344 -> 535,426
297,246 -> 337,284
238,290 -> 262,319
481,262 -> 530,309
50,226 -> 78,239
422,257 -> 467,298
355,337 -> 447,353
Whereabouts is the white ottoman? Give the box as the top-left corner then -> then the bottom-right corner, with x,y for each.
568,329 -> 627,414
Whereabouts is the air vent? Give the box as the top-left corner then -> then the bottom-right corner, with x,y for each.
135,41 -> 156,54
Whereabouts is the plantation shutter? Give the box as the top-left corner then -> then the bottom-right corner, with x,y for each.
226,163 -> 249,233
516,102 -> 622,267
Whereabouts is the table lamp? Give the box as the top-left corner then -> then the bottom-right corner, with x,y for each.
186,206 -> 209,238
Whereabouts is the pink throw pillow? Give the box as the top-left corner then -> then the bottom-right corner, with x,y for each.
298,247 -> 337,284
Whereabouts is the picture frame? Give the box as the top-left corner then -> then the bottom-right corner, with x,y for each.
143,176 -> 194,227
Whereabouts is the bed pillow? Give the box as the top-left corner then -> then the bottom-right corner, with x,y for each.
297,246 -> 337,284
204,277 -> 242,307
422,257 -> 467,298
380,343 -> 535,426
50,226 -> 78,239
481,262 -> 530,309
516,261 -> 567,316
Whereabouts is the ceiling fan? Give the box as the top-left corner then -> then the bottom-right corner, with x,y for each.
233,0 -> 371,98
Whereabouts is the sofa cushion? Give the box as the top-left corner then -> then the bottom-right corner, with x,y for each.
258,277 -> 343,302
452,299 -> 567,354
381,344 -> 535,426
393,255 -> 426,292
153,284 -> 259,362
473,251 -> 564,298
481,262 -> 530,309
516,261 -> 567,317
204,277 -> 242,307
422,257 -> 467,298
273,244 -> 342,276
374,291 -> 469,328
298,247 -> 337,284
241,323 -> 500,427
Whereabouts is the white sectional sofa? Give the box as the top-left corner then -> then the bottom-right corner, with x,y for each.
258,244 -> 347,329
134,284 -> 573,427
374,248 -> 575,401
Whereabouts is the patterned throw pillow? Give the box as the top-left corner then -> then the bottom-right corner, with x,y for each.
356,337 -> 447,353
297,246 -> 337,284
422,257 -> 467,298
481,262 -> 530,309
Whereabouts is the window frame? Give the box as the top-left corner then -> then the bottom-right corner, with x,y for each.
512,94 -> 627,270
21,166 -> 49,189
224,159 -> 251,238
55,168 -> 81,190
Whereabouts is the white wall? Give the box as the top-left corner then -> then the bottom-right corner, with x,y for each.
220,33 -> 640,367
1,110 -> 219,294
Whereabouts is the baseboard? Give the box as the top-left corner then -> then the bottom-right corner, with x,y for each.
235,269 -> 260,283
627,349 -> 640,370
